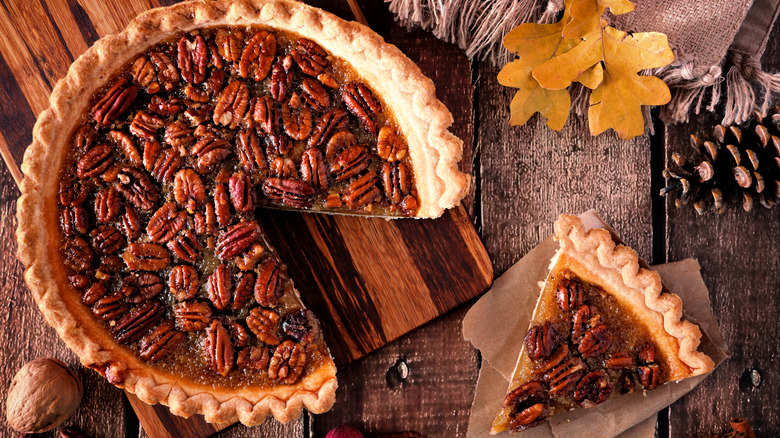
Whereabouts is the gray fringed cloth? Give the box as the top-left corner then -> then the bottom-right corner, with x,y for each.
387,0 -> 780,125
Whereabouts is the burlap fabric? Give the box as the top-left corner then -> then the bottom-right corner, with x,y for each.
387,0 -> 780,124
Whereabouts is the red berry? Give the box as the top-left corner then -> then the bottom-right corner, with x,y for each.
326,425 -> 364,438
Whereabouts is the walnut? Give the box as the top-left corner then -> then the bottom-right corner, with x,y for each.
6,358 -> 82,433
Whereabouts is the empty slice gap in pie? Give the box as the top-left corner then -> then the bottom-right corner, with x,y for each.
491,215 -> 715,433
16,0 -> 469,427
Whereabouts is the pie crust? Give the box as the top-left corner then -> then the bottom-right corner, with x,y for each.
16,0 -> 468,426
490,214 -> 714,433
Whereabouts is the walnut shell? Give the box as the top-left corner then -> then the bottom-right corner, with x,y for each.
6,358 -> 83,433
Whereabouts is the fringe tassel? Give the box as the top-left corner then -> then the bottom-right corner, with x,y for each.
386,0 -> 545,65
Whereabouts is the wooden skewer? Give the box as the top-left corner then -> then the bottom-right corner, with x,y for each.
346,0 -> 368,25
0,136 -> 23,188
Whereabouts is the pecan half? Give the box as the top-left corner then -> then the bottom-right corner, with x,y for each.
308,108 -> 348,149
231,271 -> 254,311
148,95 -> 184,116
178,35 -> 208,84
114,301 -> 164,344
147,202 -> 187,243
377,127 -> 408,162
326,131 -> 357,159
116,167 -> 160,211
556,278 -> 585,312
191,136 -> 231,174
139,320 -> 185,362
122,242 -> 170,271
216,221 -> 261,260
255,259 -> 285,307
131,56 -> 157,92
62,237 -> 94,272
173,300 -> 212,332
605,352 -> 636,370
203,68 -> 225,96
90,225 -> 125,256
122,206 -> 142,240
343,170 -> 381,211
207,264 -> 233,311
343,82 -> 381,134
270,157 -> 298,178
300,148 -> 329,191
535,345 -> 569,375
148,143 -> 183,183
92,78 -> 138,127
213,80 -> 249,129
501,381 -> 547,432
98,255 -> 124,278
578,324 -> 613,358
253,95 -> 279,135
381,162 -> 412,204
173,168 -> 206,212
235,128 -> 266,171
301,77 -> 330,110
92,293 -> 127,321
168,230 -> 204,263
239,30 -> 276,81
545,357 -> 587,397
185,84 -> 210,103
204,320 -> 234,377
639,344 -> 656,363
331,145 -> 370,182
164,121 -> 196,150
223,319 -> 251,348
216,29 -> 242,62
637,364 -> 662,389
108,130 -> 142,166
81,282 -> 107,309
237,346 -> 271,370
281,98 -> 312,140
169,265 -> 200,301
94,186 -> 121,224
149,51 -> 179,92
77,143 -> 114,179
267,134 -> 292,156
525,321 -> 555,361
59,178 -> 88,206
270,60 -> 294,102
573,370 -> 613,407
61,206 -> 90,237
229,171 -> 254,213
282,309 -> 319,345
69,274 -> 92,290
184,105 -> 214,126
291,38 -> 329,76
247,307 -> 281,345
268,340 -> 306,384
262,178 -> 316,209
214,183 -> 232,228
571,304 -> 598,341
122,272 -> 165,304
130,111 -> 165,141
72,124 -> 97,152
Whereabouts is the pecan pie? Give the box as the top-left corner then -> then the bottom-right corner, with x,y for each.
490,215 -> 715,433
16,0 -> 468,427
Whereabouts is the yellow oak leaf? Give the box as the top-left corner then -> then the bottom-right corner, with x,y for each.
577,63 -> 603,89
498,9 -> 578,130
588,27 -> 673,139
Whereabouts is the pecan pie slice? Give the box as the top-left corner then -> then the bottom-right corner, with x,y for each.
491,215 -> 715,433
16,0 -> 469,428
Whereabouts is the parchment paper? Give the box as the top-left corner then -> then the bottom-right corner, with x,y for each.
462,212 -> 730,438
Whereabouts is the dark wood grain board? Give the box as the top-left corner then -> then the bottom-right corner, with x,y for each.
0,0 -> 490,437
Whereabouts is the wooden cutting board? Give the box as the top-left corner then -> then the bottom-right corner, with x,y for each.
0,0 -> 491,436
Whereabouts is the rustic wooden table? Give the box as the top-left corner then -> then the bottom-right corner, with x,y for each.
0,0 -> 778,437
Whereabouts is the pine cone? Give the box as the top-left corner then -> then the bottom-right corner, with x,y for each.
661,108 -> 780,214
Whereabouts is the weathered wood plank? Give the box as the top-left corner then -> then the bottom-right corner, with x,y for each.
664,20 -> 780,437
